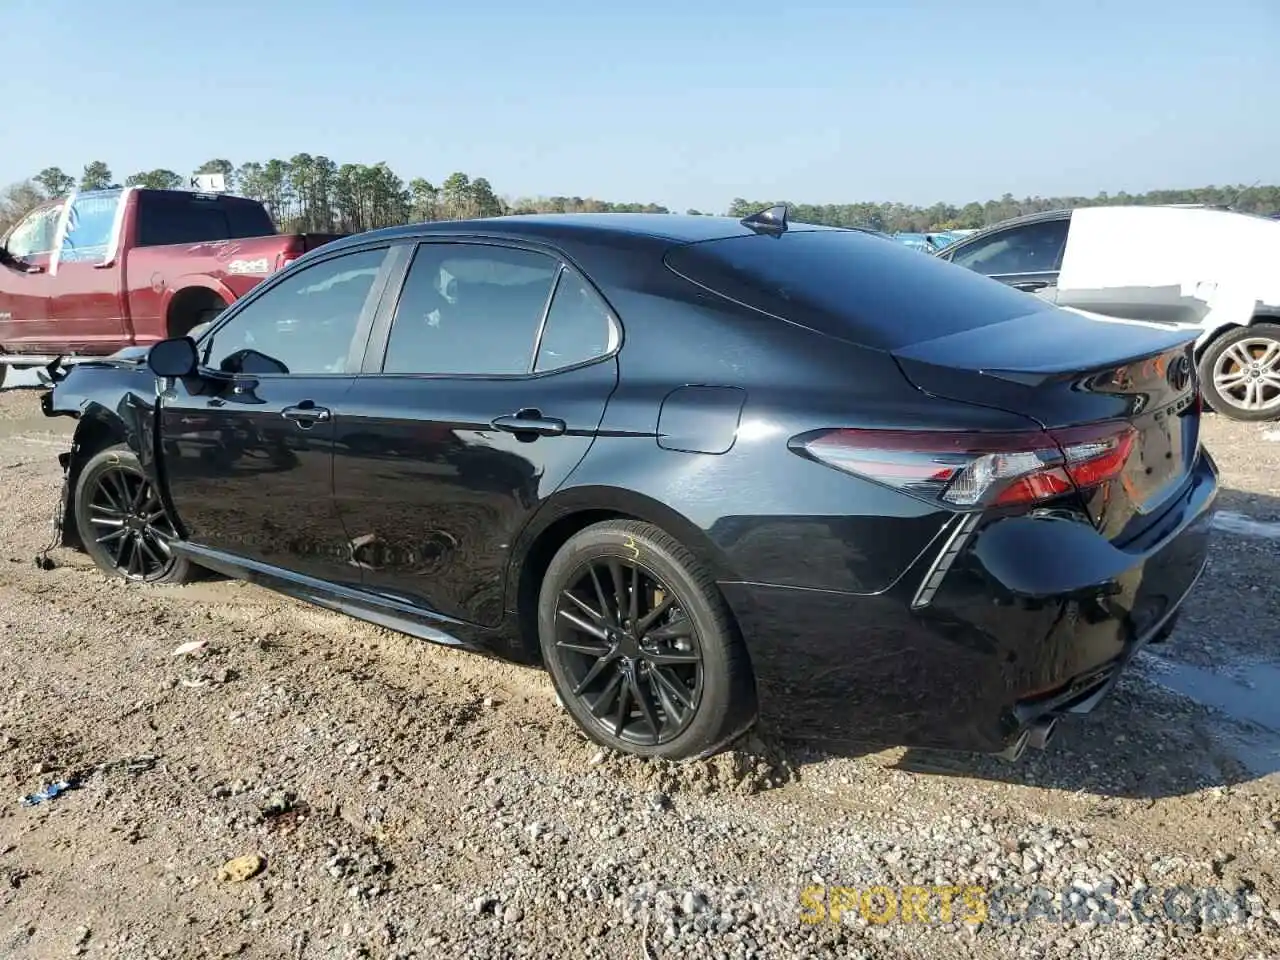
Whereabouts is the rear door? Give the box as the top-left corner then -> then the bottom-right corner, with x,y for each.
941,215 -> 1070,299
157,243 -> 395,585
333,238 -> 620,626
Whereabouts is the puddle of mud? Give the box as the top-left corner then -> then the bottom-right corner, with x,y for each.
1211,511 -> 1280,540
1140,653 -> 1280,731
1137,652 -> 1280,777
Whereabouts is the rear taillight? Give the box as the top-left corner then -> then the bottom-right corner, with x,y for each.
274,251 -> 301,272
791,422 -> 1136,509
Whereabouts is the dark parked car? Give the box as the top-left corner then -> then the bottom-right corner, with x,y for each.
41,207 -> 1217,762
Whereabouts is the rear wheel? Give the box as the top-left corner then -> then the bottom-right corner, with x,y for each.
1199,323 -> 1280,421
538,520 -> 756,760
168,299 -> 227,340
74,445 -> 195,584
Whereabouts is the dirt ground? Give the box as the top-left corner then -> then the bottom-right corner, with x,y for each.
0,386 -> 1277,960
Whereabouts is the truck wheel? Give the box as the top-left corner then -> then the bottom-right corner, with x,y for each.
0,364 -> 7,390
74,445 -> 195,584
193,306 -> 225,329
168,298 -> 227,339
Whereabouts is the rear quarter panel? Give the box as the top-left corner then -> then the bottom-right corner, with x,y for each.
511,254 -> 1041,597
124,237 -> 301,343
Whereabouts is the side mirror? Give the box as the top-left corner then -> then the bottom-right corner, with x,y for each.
148,337 -> 199,378
0,245 -> 41,273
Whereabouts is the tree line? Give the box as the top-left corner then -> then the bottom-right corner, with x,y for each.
4,159 -> 670,236
3,156 -> 1278,237
726,185 -> 1280,233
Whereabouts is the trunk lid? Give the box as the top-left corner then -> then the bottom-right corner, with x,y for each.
891,311 -> 1201,542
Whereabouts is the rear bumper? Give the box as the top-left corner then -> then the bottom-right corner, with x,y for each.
719,448 -> 1218,754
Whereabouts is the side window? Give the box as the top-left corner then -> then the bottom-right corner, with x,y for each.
949,220 -> 1069,276
383,243 -> 558,375
202,247 -> 387,376
136,193 -> 276,246
59,190 -> 124,263
5,204 -> 63,258
534,270 -> 619,373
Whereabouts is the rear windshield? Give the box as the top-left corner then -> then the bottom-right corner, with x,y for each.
135,192 -> 276,247
663,229 -> 1055,350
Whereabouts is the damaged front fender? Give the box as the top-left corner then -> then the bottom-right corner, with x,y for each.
41,356 -> 160,548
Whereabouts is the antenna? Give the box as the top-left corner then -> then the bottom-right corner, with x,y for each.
740,203 -> 789,235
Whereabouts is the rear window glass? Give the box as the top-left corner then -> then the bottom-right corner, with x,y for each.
136,193 -> 276,247
664,229 -> 1055,350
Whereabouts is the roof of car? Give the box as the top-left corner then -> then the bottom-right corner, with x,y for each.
975,209 -> 1074,231
340,212 -> 848,250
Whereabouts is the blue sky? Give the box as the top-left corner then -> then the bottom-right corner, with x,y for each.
3,0 -> 1276,212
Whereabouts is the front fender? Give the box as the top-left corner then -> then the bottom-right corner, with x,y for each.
43,363 -> 159,547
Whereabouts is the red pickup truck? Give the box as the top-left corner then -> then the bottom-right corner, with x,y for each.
0,187 -> 344,387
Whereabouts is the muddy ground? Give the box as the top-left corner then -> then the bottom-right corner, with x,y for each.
0,385 -> 1277,960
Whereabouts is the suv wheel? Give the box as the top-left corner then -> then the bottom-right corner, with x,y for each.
1199,323 -> 1280,421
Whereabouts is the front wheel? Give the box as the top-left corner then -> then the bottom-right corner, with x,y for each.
74,445 -> 195,584
538,520 -> 756,760
1199,323 -> 1280,421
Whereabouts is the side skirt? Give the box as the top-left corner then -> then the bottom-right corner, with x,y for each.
171,541 -> 516,656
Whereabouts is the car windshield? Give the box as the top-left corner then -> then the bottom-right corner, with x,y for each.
664,228 -> 1054,351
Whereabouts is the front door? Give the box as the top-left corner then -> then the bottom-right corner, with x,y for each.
943,216 -> 1070,302
156,244 -> 393,585
0,201 -> 63,352
46,189 -> 130,353
333,240 -> 620,627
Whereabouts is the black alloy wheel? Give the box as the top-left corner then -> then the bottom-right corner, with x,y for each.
538,520 -> 756,760
554,556 -> 704,746
74,445 -> 194,584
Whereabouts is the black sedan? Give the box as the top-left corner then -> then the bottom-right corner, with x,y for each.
41,206 -> 1218,762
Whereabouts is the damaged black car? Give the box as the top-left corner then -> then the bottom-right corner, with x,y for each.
41,210 -> 1218,761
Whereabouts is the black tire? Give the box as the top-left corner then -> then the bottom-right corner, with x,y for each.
0,363 -> 7,389
170,303 -> 226,340
1198,323 -> 1280,421
538,520 -> 756,760
74,444 -> 195,584
193,306 -> 225,329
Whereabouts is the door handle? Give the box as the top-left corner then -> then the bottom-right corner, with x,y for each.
282,402 -> 331,428
1012,279 -> 1051,292
490,409 -> 566,437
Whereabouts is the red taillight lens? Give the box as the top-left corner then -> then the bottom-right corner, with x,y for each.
274,251 -> 301,272
791,422 -> 1136,509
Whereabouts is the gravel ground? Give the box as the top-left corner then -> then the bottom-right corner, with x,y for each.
0,385 -> 1277,960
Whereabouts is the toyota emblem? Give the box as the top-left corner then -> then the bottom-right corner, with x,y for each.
1168,354 -> 1192,391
